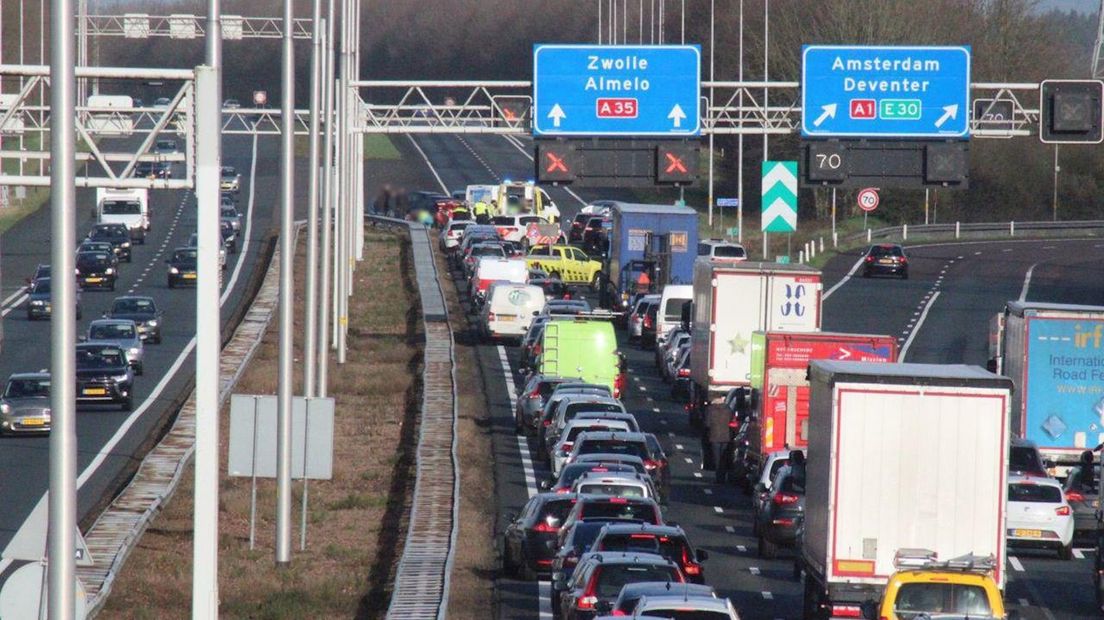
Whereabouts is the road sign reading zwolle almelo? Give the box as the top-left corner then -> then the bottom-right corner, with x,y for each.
533,44 -> 701,136
801,45 -> 970,139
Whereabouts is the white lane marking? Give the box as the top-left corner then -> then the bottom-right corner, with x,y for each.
684,457 -> 693,464
405,135 -> 450,194
638,385 -> 646,392
749,566 -> 760,575
655,409 -> 663,415
899,291 -> 941,361
693,472 -> 702,478
674,444 -> 684,450
517,435 -> 538,498
726,526 -> 736,534
822,254 -> 866,301
1009,556 -> 1024,572
1002,248 -> 1013,253
666,431 -> 675,437
713,506 -> 723,514
1018,263 -> 1038,302
497,346 -> 518,407
761,592 -> 773,600
501,135 -> 588,207
218,133 -> 260,305
1073,547 -> 1086,560
1018,598 -> 1029,606
538,581 -> 553,619
0,287 -> 27,308
735,543 -> 745,552
974,251 -> 982,255
703,488 -> 713,495
0,294 -> 29,317
1042,245 -> 1056,250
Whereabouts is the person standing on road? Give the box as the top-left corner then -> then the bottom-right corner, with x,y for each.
704,399 -> 733,483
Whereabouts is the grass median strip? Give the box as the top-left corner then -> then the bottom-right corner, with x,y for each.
102,230 -> 421,619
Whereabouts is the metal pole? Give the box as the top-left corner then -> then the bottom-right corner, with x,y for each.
77,0 -> 86,104
924,188 -> 930,226
737,0 -> 744,244
639,0 -> 643,43
623,0 -> 627,44
336,0 -> 349,364
275,0 -> 295,566
1052,144 -> 1059,222
707,0 -> 714,228
317,0 -> 334,396
762,0 -> 769,160
303,0 -> 322,398
48,0 -> 78,614
192,0 -> 221,614
831,188 -> 837,237
680,0 -> 685,43
598,0 -> 602,43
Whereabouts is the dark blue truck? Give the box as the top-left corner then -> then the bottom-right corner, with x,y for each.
598,202 -> 699,311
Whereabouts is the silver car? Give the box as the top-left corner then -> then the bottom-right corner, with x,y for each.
85,319 -> 145,376
0,373 -> 51,435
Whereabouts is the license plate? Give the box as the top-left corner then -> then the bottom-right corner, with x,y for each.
498,315 -> 516,322
183,273 -> 197,279
878,258 -> 894,264
85,277 -> 102,283
83,387 -> 107,396
1013,528 -> 1042,538
21,418 -> 44,426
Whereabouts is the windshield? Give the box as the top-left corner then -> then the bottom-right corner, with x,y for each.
32,279 -> 51,294
221,207 -> 238,218
578,483 -> 644,498
5,378 -> 50,398
713,245 -> 746,258
577,440 -> 649,460
595,564 -> 681,598
472,246 -> 505,257
560,464 -> 634,487
173,249 -> 198,266
76,346 -> 127,369
77,253 -> 112,268
567,424 -> 625,443
582,501 -> 658,523
90,323 -> 136,340
663,299 -> 690,322
102,200 -> 141,215
221,166 -> 237,178
564,402 -> 624,422
893,583 -> 993,619
90,227 -> 125,240
1009,446 -> 1044,473
600,534 -> 693,566
636,610 -> 730,620
870,245 -> 904,258
113,298 -> 155,314
1009,483 -> 1062,503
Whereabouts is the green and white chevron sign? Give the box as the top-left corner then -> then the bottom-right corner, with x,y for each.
760,161 -> 797,233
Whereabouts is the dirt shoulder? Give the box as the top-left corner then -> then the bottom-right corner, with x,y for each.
101,229 -> 421,619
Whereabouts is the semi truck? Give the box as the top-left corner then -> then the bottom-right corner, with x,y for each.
800,361 -> 1011,619
737,331 -> 897,486
95,188 -> 149,243
989,301 -> 1104,477
600,202 -> 699,312
688,261 -> 822,410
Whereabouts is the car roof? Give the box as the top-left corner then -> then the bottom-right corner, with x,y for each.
599,522 -> 686,537
575,411 -> 637,423
576,550 -> 676,567
637,594 -> 729,612
558,394 -> 621,406
564,418 -> 630,430
114,295 -> 154,303
89,318 -> 136,328
577,431 -> 647,442
9,372 -> 50,381
617,581 -> 715,600
575,453 -> 646,465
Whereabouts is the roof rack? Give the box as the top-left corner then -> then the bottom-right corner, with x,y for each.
893,548 -> 997,574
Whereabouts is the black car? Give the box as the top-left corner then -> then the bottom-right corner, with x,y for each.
502,493 -> 579,580
75,251 -> 118,291
581,217 -> 610,255
755,461 -> 806,559
0,372 -> 52,435
26,263 -> 50,287
550,520 -> 610,584
589,523 -> 708,584
26,277 -> 82,320
166,247 -> 198,288
134,160 -> 171,179
106,295 -> 163,344
88,223 -> 133,262
221,220 -> 239,254
75,343 -> 134,410
554,551 -> 683,620
862,243 -> 909,279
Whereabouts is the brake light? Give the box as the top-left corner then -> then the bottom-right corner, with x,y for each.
630,534 -> 656,540
612,611 -> 627,617
560,442 -> 573,454
578,571 -> 599,610
899,256 -> 908,263
532,520 -> 559,533
532,344 -> 542,357
543,419 -> 552,427
681,546 -> 702,576
677,367 -> 690,378
528,386 -> 542,399
614,373 -> 625,398
1066,491 -> 1085,502
555,487 -> 570,494
773,492 -> 800,506
832,605 -> 863,618
643,314 -> 653,329
607,497 -> 628,504
488,312 -> 496,322
864,255 -> 874,263
643,459 -> 660,470
1056,505 -> 1071,516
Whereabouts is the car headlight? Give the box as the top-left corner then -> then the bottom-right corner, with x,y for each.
169,267 -> 179,274
0,403 -> 10,415
148,320 -> 158,327
105,268 -> 114,275
31,300 -> 45,306
121,242 -> 131,248
114,373 -> 130,382
128,347 -> 140,357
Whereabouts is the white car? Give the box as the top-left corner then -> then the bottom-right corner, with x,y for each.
614,594 -> 742,619
571,470 -> 657,501
551,418 -> 631,477
491,214 -> 548,244
479,282 -> 545,341
439,220 -> 470,251
628,294 -> 660,342
1006,473 -> 1075,559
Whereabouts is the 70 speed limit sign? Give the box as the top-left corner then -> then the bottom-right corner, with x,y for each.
857,187 -> 880,212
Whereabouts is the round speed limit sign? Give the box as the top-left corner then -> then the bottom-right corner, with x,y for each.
857,188 -> 880,212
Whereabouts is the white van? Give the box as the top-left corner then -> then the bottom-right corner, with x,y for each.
96,188 -> 149,243
470,257 -> 529,305
656,284 -> 693,345
481,283 -> 546,341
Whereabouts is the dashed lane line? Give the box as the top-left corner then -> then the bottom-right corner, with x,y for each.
899,291 -> 941,361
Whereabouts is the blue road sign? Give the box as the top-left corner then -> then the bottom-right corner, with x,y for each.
801,45 -> 971,139
533,44 -> 701,136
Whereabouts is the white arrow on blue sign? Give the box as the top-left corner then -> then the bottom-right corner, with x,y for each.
532,44 -> 701,136
761,161 -> 797,233
801,45 -> 971,139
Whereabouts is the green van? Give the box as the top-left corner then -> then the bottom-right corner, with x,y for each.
538,317 -> 624,398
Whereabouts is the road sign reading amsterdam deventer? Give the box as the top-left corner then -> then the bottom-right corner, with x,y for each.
533,44 -> 701,137
802,45 -> 970,139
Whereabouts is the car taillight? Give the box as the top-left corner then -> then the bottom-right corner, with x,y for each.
532,344 -> 542,357
488,312 -> 496,322
681,547 -> 702,576
1056,505 -> 1072,516
677,367 -> 690,378
607,497 -> 628,504
831,605 -> 863,618
543,419 -> 552,427
643,459 -> 660,470
773,492 -> 800,506
560,442 -> 573,454
528,387 -> 542,399
612,611 -> 628,617
1066,491 -> 1085,502
532,520 -> 559,533
578,573 -> 599,610
643,314 -> 653,329
864,255 -> 874,262
614,373 -> 625,398
555,487 -> 570,494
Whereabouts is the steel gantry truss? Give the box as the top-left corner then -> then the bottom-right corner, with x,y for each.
81,14 -> 312,40
349,79 -> 1042,138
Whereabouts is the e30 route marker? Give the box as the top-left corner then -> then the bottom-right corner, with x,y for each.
533,44 -> 701,136
801,45 -> 971,138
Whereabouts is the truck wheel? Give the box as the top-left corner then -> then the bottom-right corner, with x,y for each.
802,573 -> 823,619
758,534 -> 778,559
1059,542 -> 1073,561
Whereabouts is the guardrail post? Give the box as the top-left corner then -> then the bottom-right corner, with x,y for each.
956,221 -> 960,239
799,249 -> 805,264
819,237 -> 824,253
1010,221 -> 1015,236
903,224 -> 908,241
866,228 -> 871,242
832,231 -> 838,248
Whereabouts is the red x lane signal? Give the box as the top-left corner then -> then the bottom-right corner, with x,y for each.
655,143 -> 699,184
535,143 -> 577,183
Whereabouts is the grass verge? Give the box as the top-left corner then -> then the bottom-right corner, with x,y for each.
295,134 -> 401,161
101,229 -> 421,619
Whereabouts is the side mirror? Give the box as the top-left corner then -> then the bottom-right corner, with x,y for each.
504,512 -> 517,524
533,310 -> 540,316
696,548 -> 709,561
538,480 -> 551,491
78,335 -> 87,342
594,601 -> 613,614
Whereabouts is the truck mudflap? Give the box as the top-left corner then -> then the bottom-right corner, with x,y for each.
801,562 -> 883,620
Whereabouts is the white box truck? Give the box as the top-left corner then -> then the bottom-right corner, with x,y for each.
800,361 -> 1011,618
989,301 -> 1104,477
96,188 -> 149,243
689,260 -> 822,407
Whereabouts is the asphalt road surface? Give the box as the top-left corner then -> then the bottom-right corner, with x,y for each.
394,134 -> 1104,619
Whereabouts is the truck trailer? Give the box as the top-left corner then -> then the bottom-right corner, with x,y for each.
989,301 -> 1104,477
601,202 -> 699,312
800,361 -> 1011,619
